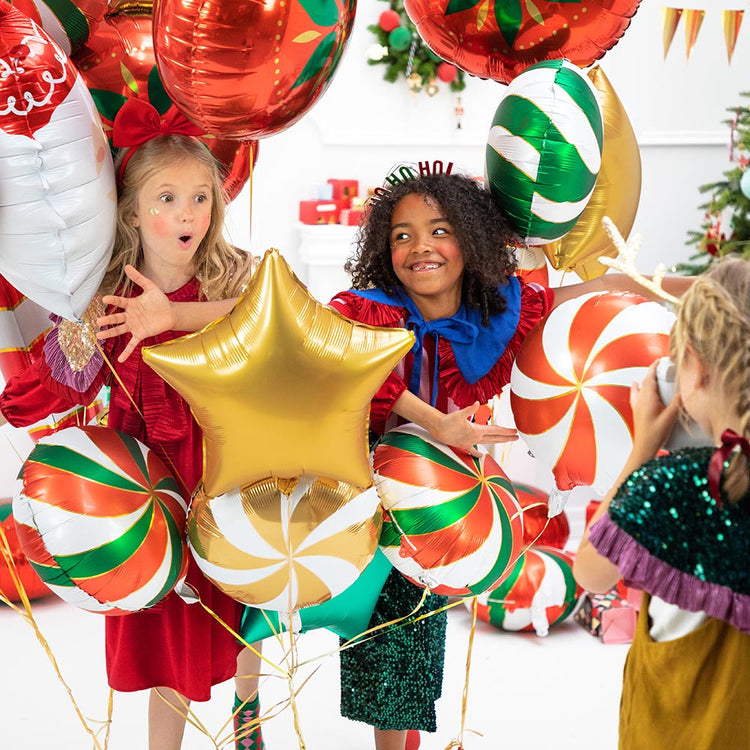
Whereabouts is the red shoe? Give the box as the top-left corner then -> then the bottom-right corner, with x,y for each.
405,730 -> 421,750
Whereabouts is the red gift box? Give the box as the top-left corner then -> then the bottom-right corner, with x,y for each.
298,199 -> 351,224
339,208 -> 364,226
327,179 -> 359,200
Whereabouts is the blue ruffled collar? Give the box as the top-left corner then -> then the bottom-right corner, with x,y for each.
352,277 -> 521,403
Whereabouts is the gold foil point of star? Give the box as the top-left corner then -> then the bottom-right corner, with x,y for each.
143,249 -> 414,496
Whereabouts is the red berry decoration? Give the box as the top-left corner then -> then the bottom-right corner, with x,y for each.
379,8 -> 401,32
436,62 -> 457,83
404,0 -> 641,84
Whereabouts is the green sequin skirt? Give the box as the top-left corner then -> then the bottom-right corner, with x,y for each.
339,569 -> 447,732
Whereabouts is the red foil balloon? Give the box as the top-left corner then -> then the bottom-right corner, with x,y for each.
0,499 -> 51,602
513,482 -> 570,549
153,0 -> 356,139
73,13 -> 256,200
8,0 -> 107,54
510,293 -> 675,494
403,0 -> 642,84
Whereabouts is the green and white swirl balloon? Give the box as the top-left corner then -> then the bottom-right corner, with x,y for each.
486,59 -> 603,245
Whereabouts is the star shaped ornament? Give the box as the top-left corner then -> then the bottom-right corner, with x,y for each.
142,249 -> 414,497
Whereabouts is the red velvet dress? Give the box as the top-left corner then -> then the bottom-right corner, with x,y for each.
0,278 -> 243,701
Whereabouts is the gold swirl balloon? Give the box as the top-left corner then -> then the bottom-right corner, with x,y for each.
188,476 -> 382,611
542,65 -> 642,281
142,249 -> 414,497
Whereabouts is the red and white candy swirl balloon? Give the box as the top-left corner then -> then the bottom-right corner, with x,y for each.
510,292 -> 674,495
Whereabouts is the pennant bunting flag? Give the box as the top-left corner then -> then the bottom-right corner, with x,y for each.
661,7 -> 683,59
684,9 -> 706,60
722,9 -> 744,64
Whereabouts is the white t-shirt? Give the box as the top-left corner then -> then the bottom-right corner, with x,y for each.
648,595 -> 708,641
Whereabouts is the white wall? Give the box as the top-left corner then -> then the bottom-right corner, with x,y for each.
225,1 -> 749,280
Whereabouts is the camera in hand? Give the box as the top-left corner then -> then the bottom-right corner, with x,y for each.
654,357 -> 713,452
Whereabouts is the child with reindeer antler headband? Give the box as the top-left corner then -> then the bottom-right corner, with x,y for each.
575,257 -> 750,748
0,98 -> 264,750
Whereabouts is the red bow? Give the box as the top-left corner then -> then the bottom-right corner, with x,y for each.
708,428 -> 750,504
112,99 -> 203,148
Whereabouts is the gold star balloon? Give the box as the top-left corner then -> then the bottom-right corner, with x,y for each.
142,249 -> 414,497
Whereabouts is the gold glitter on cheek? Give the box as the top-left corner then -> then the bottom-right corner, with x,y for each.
150,207 -> 159,215
58,296 -> 105,372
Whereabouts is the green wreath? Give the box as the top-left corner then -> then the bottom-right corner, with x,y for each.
367,0 -> 466,94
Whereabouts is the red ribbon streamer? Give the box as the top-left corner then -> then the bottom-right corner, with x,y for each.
708,428 -> 750,504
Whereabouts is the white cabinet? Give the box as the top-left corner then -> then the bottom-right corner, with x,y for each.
296,223 -> 359,303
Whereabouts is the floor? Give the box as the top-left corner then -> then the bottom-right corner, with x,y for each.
0,590 -> 628,750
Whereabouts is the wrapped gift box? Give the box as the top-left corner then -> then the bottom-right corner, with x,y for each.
339,208 -> 364,226
327,179 -> 359,200
574,588 -> 638,644
298,199 -> 351,225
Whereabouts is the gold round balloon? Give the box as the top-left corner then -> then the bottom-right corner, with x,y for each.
188,476 -> 382,611
542,65 -> 642,281
142,249 -> 415,497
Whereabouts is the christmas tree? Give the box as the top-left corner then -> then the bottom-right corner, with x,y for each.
366,0 -> 466,94
681,92 -> 750,274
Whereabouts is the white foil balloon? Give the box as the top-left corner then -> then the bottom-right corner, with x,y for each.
0,3 -> 116,321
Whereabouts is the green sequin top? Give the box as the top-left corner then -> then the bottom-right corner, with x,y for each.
589,446 -> 750,632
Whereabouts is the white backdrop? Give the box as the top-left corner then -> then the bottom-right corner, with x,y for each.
2,1 -> 748,500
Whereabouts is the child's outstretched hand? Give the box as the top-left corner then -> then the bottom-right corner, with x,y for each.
96,265 -> 174,363
629,361 -> 682,465
432,401 -> 518,458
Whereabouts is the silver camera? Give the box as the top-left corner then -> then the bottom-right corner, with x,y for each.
654,357 -> 713,451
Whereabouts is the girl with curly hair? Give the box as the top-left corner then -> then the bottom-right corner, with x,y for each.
328,170 -> 692,750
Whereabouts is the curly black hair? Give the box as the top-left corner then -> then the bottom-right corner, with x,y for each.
346,172 -> 518,326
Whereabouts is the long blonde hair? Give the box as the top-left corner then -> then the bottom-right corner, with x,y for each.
102,135 -> 255,300
671,256 -> 750,502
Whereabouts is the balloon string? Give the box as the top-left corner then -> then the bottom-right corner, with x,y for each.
0,526 -> 110,749
152,687 -> 220,748
248,141 -> 254,247
2,429 -> 25,463
94,338 -> 141,420
196,596 -> 285,675
444,596 -> 482,750
283,493 -> 306,750
297,586 -> 470,673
